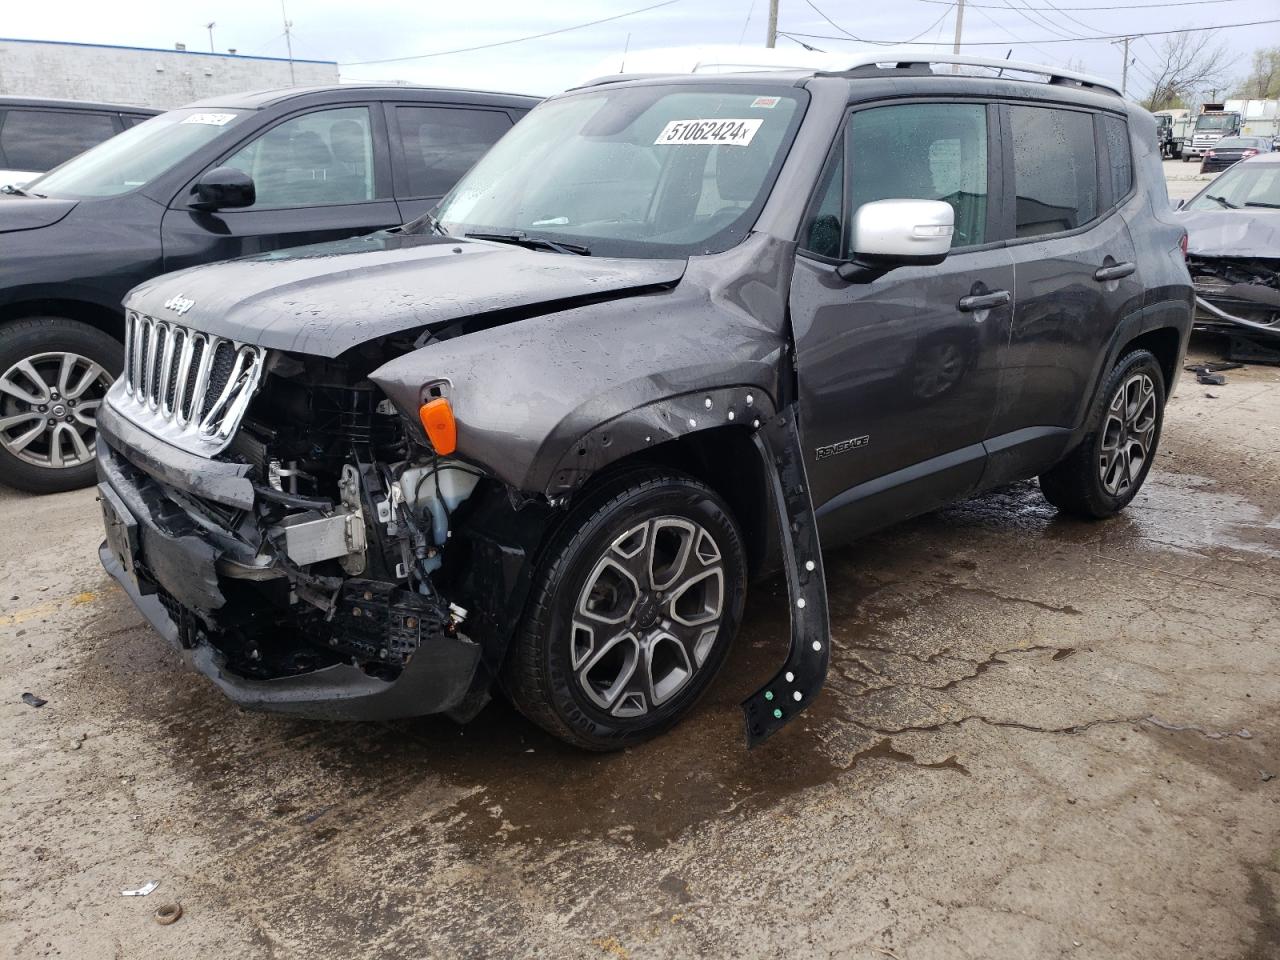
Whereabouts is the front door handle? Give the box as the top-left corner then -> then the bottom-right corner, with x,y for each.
958,289 -> 1011,313
1094,261 -> 1136,282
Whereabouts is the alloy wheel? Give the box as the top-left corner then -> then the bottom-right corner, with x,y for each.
1099,372 -> 1157,497
570,516 -> 726,718
0,352 -> 112,470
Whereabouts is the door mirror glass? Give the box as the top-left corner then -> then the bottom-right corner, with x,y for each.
851,198 -> 954,264
192,166 -> 255,211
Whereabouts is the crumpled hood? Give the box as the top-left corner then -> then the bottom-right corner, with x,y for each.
0,194 -> 79,233
1180,208 -> 1280,259
125,231 -> 686,357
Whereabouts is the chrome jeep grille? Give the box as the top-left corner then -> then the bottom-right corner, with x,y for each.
111,311 -> 266,456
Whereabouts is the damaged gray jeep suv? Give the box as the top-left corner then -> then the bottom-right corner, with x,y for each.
98,55 -> 1192,750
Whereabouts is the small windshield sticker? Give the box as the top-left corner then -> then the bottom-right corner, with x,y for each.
181,112 -> 237,126
654,118 -> 763,147
751,96 -> 781,109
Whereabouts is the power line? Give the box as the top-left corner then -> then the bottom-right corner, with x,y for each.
778,17 -> 1280,46
801,0 -> 957,46
966,2 -> 1064,63
915,0 -> 1253,8
340,0 -> 679,65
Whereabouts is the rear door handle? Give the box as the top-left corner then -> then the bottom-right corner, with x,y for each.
1094,261 -> 1136,282
958,289 -> 1011,312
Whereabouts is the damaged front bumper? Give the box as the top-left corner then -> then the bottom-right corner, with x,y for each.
1188,255 -> 1280,338
95,400 -> 483,721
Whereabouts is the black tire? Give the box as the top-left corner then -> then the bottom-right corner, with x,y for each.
503,469 -> 748,751
0,316 -> 122,494
1039,349 -> 1166,520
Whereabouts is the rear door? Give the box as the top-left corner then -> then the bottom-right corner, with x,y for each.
983,104 -> 1144,482
388,103 -> 515,221
791,100 -> 1015,544
160,103 -> 401,272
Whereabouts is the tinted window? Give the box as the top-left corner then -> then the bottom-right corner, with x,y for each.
396,106 -> 512,197
1,109 -> 118,171
848,103 -> 989,247
223,107 -> 376,208
1010,106 -> 1098,237
801,144 -> 844,258
121,114 -> 152,129
1103,115 -> 1133,201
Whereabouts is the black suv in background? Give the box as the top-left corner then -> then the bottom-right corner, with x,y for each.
0,96 -> 159,188
0,84 -> 538,492
98,57 -> 1192,751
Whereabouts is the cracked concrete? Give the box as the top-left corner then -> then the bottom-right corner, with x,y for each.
1,340 -> 1278,960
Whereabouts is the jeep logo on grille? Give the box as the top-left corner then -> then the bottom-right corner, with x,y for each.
163,294 -> 195,316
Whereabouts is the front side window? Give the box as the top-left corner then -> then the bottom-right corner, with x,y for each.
1010,105 -> 1098,237
222,106 -> 376,209
847,103 -> 989,247
1103,115 -> 1133,201
2,109 -> 118,172
1186,162 -> 1280,210
396,106 -> 512,198
434,85 -> 805,259
27,108 -> 252,199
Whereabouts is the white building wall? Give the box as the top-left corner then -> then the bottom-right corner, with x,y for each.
0,38 -> 339,109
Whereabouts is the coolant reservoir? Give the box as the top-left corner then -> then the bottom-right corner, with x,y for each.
398,464 -> 480,545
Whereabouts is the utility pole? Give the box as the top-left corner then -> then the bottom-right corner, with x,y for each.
1110,36 -> 1136,97
205,22 -> 216,53
281,0 -> 296,84
951,0 -> 965,72
767,0 -> 778,48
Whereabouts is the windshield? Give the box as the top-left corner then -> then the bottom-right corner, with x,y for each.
27,108 -> 252,199
1213,138 -> 1257,149
1187,161 -> 1280,210
1195,114 -> 1236,132
433,85 -> 805,258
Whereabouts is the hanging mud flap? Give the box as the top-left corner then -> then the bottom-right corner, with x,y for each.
742,406 -> 830,747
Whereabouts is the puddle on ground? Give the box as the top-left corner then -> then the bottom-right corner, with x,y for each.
76,463 -> 1277,855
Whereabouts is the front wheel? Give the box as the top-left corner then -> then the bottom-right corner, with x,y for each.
504,470 -> 748,750
1039,349 -> 1166,520
0,317 -> 121,494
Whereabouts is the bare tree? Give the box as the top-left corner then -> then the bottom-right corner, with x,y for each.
1232,47 -> 1280,100
1140,31 -> 1231,112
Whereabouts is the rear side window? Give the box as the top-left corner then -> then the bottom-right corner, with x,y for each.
1009,105 -> 1098,237
1103,115 -> 1133,201
848,103 -> 989,247
395,106 -> 513,198
0,109 -> 118,171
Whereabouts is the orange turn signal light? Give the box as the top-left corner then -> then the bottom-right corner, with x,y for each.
418,397 -> 457,455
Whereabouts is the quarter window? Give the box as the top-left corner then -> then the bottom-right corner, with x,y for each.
0,109 -> 118,172
800,142 -> 844,259
395,106 -> 512,198
1009,106 -> 1098,237
847,103 -> 989,248
1103,114 -> 1133,201
222,106 -> 376,209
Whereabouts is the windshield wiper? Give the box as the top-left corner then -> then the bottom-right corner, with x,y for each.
1,184 -> 34,197
1204,193 -> 1238,209
465,231 -> 590,256
1243,200 -> 1280,208
398,210 -> 449,236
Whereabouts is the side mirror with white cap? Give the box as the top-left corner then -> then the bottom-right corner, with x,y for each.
835,199 -> 955,283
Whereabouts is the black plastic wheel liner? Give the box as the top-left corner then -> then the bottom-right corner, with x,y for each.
741,406 -> 831,747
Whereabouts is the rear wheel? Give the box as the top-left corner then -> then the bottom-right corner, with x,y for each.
504,470 -> 748,750
0,317 -> 121,494
1039,349 -> 1165,519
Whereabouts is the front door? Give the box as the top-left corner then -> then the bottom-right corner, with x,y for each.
161,104 -> 401,272
790,101 -> 1014,545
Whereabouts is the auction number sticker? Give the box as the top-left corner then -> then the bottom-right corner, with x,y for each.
654,118 -> 763,147
181,113 -> 238,126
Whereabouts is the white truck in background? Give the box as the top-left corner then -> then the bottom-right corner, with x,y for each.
1182,99 -> 1280,161
1154,109 -> 1190,159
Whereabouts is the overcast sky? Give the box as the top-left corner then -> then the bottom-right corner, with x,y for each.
6,0 -> 1280,98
